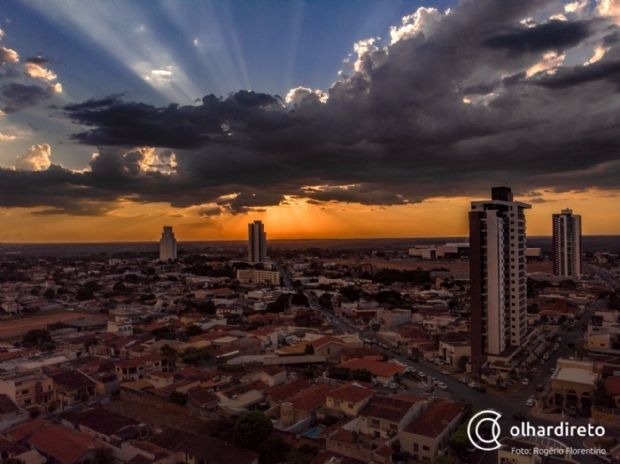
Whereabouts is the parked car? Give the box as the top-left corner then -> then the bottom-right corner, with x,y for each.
525,398 -> 535,407
535,384 -> 544,392
521,378 -> 529,386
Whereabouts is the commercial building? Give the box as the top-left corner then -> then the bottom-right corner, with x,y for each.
248,220 -> 267,263
159,226 -> 177,261
552,208 -> 582,279
469,187 -> 531,373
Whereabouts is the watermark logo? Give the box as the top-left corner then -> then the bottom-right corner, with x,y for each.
467,409 -> 502,451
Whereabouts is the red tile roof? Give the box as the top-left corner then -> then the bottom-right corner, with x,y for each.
404,400 -> 464,438
338,358 -> 405,379
7,417 -> 45,442
290,384 -> 336,412
604,376 -> 620,396
29,424 -> 99,464
267,378 -> 311,403
327,383 -> 374,404
360,395 -> 423,423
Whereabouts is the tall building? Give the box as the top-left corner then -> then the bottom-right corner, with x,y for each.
469,187 -> 531,373
159,226 -> 177,261
248,220 -> 267,263
552,208 -> 582,279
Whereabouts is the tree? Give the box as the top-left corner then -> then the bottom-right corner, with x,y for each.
21,329 -> 55,350
286,444 -> 318,464
259,436 -> 291,464
291,292 -> 309,306
169,391 -> 188,406
448,424 -> 469,454
89,447 -> 115,464
457,356 -> 469,371
233,410 -> 273,451
160,344 -> 177,358
185,324 -> 204,337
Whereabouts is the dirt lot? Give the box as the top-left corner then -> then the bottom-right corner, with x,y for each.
0,311 -> 106,340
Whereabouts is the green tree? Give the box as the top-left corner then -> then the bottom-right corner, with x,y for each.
185,324 -> 204,337
21,329 -> 55,350
259,436 -> 291,464
448,424 -> 469,454
233,411 -> 273,451
89,447 -> 115,464
286,444 -> 318,464
169,391 -> 188,406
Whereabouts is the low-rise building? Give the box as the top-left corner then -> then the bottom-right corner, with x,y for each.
358,395 -> 425,438
399,400 -> 464,461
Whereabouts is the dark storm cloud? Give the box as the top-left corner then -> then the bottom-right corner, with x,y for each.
25,56 -> 50,65
482,20 -> 595,55
3,0 -> 620,215
1,83 -> 55,113
533,59 -> 620,89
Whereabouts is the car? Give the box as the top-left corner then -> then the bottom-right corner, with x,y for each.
388,382 -> 399,390
535,384 -> 544,392
564,405 -> 578,417
417,371 -> 426,379
543,353 -> 550,361
513,413 -> 527,422
549,367 -> 556,374
525,398 -> 535,407
437,382 -> 448,390
522,378 -> 530,386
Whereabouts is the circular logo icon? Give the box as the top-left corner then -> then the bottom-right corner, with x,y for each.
467,409 -> 502,451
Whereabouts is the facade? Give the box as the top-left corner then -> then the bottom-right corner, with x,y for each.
552,208 -> 582,279
248,220 -> 267,263
159,226 -> 177,261
469,187 -> 531,373
235,268 -> 280,285
0,373 -> 54,411
399,400 -> 464,461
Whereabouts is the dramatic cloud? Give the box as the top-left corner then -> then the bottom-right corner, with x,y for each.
15,143 -> 52,171
24,62 -> 58,81
0,47 -> 19,65
1,83 -> 58,113
0,0 -> 618,216
0,132 -> 17,141
0,30 -> 62,112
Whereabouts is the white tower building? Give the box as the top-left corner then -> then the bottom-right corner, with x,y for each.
469,187 -> 531,372
552,209 -> 582,279
248,220 -> 267,263
159,226 -> 177,261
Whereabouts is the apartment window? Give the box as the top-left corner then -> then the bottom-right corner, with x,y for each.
423,445 -> 430,451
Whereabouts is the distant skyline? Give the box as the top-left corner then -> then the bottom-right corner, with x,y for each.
1,0 -> 620,242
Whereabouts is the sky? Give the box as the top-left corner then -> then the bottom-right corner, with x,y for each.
1,0 -> 620,242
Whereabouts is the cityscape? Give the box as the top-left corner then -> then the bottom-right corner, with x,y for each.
1,1 -> 620,464
0,187 -> 619,464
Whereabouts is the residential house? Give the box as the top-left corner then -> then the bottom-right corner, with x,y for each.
0,394 -> 28,431
338,358 -> 406,385
115,354 -> 173,381
50,370 -> 96,408
324,383 -> 375,418
400,400 -> 464,461
358,395 -> 425,438
0,373 -> 54,412
149,427 -> 259,464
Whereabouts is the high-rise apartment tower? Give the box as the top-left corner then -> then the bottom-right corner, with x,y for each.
469,187 -> 531,373
248,220 -> 267,263
552,209 -> 582,279
159,226 -> 177,261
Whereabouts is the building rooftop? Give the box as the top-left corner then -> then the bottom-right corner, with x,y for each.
403,400 -> 463,438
